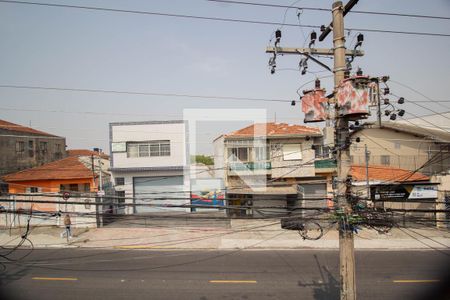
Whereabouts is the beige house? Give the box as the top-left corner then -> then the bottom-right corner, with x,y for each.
213,122 -> 327,217
350,121 -> 450,175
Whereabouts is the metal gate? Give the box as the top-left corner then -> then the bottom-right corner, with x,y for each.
133,176 -> 187,213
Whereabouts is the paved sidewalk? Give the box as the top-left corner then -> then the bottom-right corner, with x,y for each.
1,219 -> 449,250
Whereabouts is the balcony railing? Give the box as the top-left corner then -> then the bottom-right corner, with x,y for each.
314,159 -> 337,169
228,161 -> 271,171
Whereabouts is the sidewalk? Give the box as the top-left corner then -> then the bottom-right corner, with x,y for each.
1,219 -> 449,250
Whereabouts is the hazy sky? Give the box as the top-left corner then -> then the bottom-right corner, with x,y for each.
0,0 -> 449,154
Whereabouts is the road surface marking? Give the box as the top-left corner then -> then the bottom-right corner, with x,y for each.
393,280 -> 440,283
209,280 -> 257,284
32,277 -> 78,281
114,245 -> 179,249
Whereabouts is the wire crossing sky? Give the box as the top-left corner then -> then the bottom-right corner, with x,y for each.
0,0 -> 449,153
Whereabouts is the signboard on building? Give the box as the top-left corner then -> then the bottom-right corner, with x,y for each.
372,184 -> 437,201
111,142 -> 126,152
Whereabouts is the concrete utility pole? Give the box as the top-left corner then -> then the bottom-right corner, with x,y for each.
266,1 -> 359,299
332,2 -> 356,299
365,144 -> 371,199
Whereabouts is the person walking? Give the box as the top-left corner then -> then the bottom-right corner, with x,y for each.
62,214 -> 72,240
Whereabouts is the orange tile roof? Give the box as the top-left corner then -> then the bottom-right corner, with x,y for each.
225,122 -> 321,138
0,119 -> 57,137
351,165 -> 429,183
68,149 -> 109,159
2,156 -> 93,182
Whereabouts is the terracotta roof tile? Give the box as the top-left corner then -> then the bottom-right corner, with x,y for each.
0,119 -> 57,137
351,165 -> 429,183
2,156 -> 93,182
226,122 -> 321,138
68,149 -> 109,159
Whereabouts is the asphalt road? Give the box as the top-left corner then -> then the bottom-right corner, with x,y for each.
1,249 -> 449,300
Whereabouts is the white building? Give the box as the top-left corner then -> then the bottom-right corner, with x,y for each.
109,120 -> 189,214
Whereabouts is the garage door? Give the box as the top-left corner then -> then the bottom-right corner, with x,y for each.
133,176 -> 188,213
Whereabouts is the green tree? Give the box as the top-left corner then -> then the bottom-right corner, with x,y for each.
192,155 -> 214,165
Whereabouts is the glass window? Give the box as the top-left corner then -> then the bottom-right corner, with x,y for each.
149,144 -> 159,156
380,155 -> 390,166
127,141 -> 170,158
127,144 -> 138,158
15,141 -> 25,153
28,140 -> 34,149
283,144 -> 302,160
160,142 -> 170,156
27,187 -> 40,193
254,147 -> 269,161
39,142 -> 48,151
115,177 -> 125,185
139,144 -> 149,157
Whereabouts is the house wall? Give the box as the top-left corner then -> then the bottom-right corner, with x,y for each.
7,178 -> 95,194
0,130 -> 66,176
350,127 -> 440,171
110,122 -> 187,168
213,136 -> 225,180
0,178 -> 97,228
270,138 -> 316,178
109,121 -> 189,214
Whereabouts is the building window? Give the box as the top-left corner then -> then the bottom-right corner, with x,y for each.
254,147 -> 269,161
115,177 -> 125,186
15,141 -> 25,154
380,155 -> 390,166
39,141 -> 48,153
26,187 -> 41,193
229,147 -> 249,162
314,145 -> 330,158
82,183 -> 90,192
60,184 -> 80,192
394,141 -> 401,149
283,144 -> 302,161
127,141 -> 170,158
116,191 -> 126,208
28,140 -> 34,157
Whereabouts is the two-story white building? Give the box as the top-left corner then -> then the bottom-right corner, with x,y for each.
109,120 -> 189,214
213,122 -> 327,217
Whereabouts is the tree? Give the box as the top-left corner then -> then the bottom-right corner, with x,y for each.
192,155 -> 214,165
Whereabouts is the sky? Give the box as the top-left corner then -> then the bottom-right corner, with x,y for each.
0,0 -> 449,155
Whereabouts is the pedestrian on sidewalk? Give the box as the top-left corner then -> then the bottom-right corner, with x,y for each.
61,214 -> 72,239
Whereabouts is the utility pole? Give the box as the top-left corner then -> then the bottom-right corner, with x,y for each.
332,2 -> 356,299
266,1 -> 359,299
365,144 -> 370,200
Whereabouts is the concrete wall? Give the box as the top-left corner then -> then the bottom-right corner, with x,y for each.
270,138 -> 316,178
350,127 -> 441,171
110,122 -> 186,168
213,136 -> 225,180
0,194 -> 98,228
0,130 -> 66,176
431,174 -> 450,228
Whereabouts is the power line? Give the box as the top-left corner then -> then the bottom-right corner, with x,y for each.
0,0 -> 449,37
208,0 -> 450,21
0,84 -> 292,103
389,80 -> 450,110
